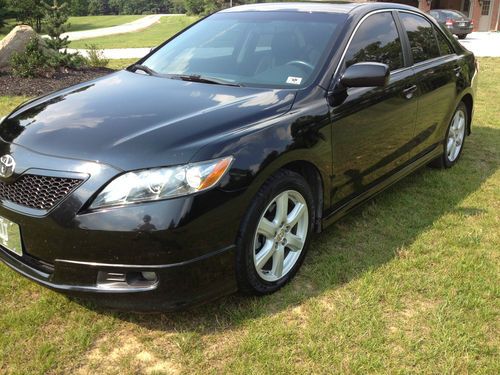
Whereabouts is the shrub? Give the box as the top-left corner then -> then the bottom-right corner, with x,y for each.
10,37 -> 48,77
84,44 -> 109,68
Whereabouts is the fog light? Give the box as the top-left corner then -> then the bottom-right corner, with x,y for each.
96,270 -> 158,290
141,271 -> 157,282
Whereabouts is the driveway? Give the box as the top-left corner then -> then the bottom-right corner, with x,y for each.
458,32 -> 500,57
69,31 -> 500,60
60,14 -> 182,41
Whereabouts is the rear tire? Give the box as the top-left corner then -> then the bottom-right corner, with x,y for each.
458,34 -> 467,39
235,169 -> 314,295
429,102 -> 467,169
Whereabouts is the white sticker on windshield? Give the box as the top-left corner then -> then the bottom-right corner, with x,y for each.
286,76 -> 303,85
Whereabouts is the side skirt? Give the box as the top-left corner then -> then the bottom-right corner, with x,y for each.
322,146 -> 442,229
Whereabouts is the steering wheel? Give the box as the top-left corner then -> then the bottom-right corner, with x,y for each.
285,60 -> 314,73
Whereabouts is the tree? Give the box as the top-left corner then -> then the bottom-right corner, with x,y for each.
87,0 -> 107,15
68,0 -> 89,16
0,0 -> 8,28
184,0 -> 204,15
42,0 -> 70,50
8,0 -> 45,32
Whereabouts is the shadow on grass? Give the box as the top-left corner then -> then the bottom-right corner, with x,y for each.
75,125 -> 499,335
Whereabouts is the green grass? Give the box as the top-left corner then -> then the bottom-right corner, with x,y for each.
66,15 -> 144,32
69,15 -> 199,49
107,58 -> 138,70
0,15 -> 144,40
0,58 -> 499,374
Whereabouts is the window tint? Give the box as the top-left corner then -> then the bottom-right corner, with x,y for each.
344,12 -> 403,71
400,13 -> 440,64
434,28 -> 453,55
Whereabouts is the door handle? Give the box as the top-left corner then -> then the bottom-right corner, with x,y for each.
403,85 -> 417,100
454,66 -> 462,77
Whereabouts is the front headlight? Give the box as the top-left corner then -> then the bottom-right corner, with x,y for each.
90,156 -> 233,209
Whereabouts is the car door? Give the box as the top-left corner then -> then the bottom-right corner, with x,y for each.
328,11 -> 418,206
397,11 -> 459,159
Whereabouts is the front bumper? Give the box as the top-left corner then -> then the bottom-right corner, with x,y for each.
0,141 -> 246,310
0,243 -> 237,311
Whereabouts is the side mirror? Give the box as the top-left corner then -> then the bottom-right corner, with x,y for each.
340,62 -> 390,88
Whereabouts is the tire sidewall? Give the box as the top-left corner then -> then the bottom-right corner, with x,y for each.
236,170 -> 315,294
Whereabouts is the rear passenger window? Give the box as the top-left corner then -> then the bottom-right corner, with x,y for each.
399,13 -> 440,63
344,12 -> 404,71
435,28 -> 453,55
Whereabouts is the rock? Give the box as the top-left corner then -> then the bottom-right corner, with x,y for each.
0,25 -> 46,69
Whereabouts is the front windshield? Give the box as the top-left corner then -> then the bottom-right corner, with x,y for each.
141,11 -> 347,88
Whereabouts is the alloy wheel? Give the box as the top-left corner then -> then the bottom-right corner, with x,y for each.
447,108 -> 466,162
253,190 -> 309,282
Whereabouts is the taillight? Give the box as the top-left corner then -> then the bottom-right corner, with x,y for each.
470,19 -> 474,26
445,19 -> 454,26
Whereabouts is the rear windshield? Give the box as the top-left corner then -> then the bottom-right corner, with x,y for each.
141,11 -> 347,89
431,10 -> 467,20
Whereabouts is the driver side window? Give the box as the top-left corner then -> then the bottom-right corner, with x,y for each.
344,12 -> 404,71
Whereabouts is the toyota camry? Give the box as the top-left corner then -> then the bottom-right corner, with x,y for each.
0,2 -> 477,310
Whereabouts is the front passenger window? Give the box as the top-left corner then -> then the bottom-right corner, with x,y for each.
344,12 -> 404,71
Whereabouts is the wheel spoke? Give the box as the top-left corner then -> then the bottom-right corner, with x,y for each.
255,240 -> 275,270
449,141 -> 456,159
286,232 -> 304,252
257,218 -> 276,240
447,138 -> 454,154
274,192 -> 288,225
272,245 -> 284,278
286,202 -> 306,227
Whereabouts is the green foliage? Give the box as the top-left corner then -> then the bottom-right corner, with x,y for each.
42,0 -> 70,50
68,0 -> 89,16
7,0 -> 45,31
10,37 -> 48,77
87,0 -> 106,15
84,43 -> 109,67
184,0 -> 204,15
0,0 -> 8,28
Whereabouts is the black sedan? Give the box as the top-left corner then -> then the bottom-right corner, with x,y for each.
0,2 -> 477,311
429,9 -> 474,39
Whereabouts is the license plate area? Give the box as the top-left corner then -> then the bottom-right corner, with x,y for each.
0,216 -> 22,256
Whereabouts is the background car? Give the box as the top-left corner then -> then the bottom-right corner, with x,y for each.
429,9 -> 474,39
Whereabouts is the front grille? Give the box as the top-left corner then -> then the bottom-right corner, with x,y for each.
0,174 -> 82,210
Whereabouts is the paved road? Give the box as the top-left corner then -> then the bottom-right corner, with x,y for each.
69,31 -> 500,60
458,32 -> 500,57
60,14 -> 182,41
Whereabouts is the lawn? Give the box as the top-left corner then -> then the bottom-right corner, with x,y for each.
66,15 -> 144,32
0,58 -> 498,374
69,15 -> 199,49
0,15 -> 144,39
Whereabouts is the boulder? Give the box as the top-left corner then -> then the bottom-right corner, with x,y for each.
0,25 -> 46,69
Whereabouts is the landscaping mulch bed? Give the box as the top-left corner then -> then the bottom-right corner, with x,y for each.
0,67 -> 116,97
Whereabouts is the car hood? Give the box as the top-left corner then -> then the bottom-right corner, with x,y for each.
0,70 -> 296,170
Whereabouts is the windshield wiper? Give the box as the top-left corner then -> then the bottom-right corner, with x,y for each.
175,74 -> 243,87
129,64 -> 158,76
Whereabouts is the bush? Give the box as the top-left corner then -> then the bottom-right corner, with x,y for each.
10,37 -> 48,77
84,44 -> 109,68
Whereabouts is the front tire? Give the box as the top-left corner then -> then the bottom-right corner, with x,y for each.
236,169 -> 314,295
430,102 -> 467,169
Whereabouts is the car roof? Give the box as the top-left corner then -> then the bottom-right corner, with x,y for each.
220,2 -> 420,15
